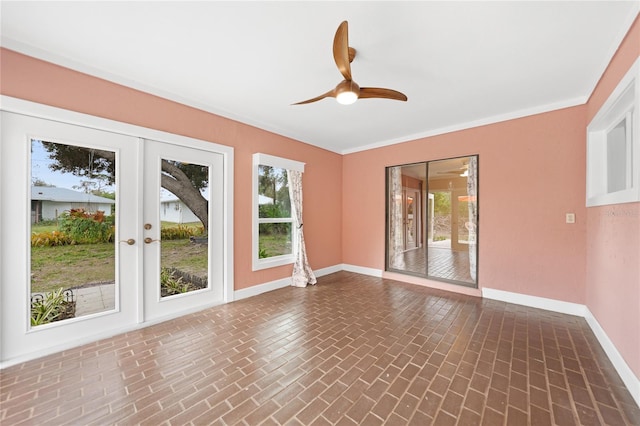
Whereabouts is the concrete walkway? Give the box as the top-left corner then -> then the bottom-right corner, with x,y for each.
74,283 -> 115,317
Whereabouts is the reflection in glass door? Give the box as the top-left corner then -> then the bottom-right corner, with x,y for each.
405,191 -> 420,250
386,156 -> 478,287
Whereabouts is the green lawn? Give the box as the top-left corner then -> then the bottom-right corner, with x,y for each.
30,221 -> 208,294
259,233 -> 292,258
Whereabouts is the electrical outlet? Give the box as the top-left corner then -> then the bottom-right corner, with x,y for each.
566,213 -> 575,224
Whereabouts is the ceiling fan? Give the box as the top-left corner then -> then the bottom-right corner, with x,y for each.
293,21 -> 408,106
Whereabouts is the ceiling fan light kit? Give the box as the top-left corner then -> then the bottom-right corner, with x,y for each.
293,21 -> 407,106
335,80 -> 360,105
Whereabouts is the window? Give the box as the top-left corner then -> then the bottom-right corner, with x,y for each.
252,153 -> 304,270
587,58 -> 639,207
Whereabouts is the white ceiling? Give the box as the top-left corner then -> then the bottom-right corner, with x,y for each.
1,1 -> 638,154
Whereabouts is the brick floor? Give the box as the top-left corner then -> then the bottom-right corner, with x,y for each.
395,244 -> 473,284
1,271 -> 638,425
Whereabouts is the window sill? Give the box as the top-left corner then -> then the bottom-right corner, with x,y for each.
252,254 -> 294,271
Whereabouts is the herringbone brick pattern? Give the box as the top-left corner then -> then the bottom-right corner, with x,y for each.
1,272 -> 638,425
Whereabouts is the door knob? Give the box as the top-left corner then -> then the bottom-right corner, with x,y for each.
144,237 -> 159,244
120,238 -> 135,245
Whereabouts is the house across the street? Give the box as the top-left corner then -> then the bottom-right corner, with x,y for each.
160,195 -> 199,224
31,186 -> 115,223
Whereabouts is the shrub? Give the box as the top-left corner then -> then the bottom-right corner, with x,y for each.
31,288 -> 74,326
161,224 -> 204,240
31,230 -> 72,247
160,268 -> 189,296
59,209 -> 115,244
258,246 -> 269,259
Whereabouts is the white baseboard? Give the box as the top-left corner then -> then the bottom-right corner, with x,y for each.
341,264 -> 383,277
584,308 -> 640,407
482,287 -> 639,407
234,276 -> 291,301
314,264 -> 344,277
233,264 -> 344,301
482,287 -> 586,316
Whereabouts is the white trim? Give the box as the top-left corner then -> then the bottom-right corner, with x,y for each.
314,264 -> 343,277
0,96 -> 233,154
342,264 -> 384,278
234,276 -> 291,301
482,287 -> 639,408
482,287 -> 587,316
234,264 -> 343,301
584,308 -> 640,407
223,149 -> 235,303
253,153 -> 305,173
341,96 -> 587,155
586,57 -> 640,207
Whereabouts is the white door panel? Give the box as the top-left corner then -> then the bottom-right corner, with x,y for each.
0,111 -> 140,362
142,139 -> 225,321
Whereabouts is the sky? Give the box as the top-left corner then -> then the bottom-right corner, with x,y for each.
31,139 -> 209,201
31,139 -> 114,192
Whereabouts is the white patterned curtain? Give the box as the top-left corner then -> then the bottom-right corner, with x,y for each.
389,167 -> 406,269
287,170 -> 317,287
466,157 -> 478,282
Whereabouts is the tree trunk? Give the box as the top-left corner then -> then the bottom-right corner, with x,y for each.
160,160 -> 209,231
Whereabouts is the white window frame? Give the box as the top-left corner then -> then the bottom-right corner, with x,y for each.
252,153 -> 304,271
587,58 -> 640,207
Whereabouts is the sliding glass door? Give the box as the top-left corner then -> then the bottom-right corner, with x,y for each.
386,156 -> 478,287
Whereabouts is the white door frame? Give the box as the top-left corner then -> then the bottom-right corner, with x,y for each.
0,96 -> 234,367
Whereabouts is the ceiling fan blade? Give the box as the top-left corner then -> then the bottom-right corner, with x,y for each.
292,89 -> 336,105
359,87 -> 408,101
333,21 -> 352,81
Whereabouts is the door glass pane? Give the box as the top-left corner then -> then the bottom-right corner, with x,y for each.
30,139 -> 116,326
427,157 -> 477,286
387,164 -> 425,275
607,118 -> 627,193
159,159 -> 209,298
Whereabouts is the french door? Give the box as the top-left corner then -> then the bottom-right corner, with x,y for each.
0,109 -> 230,364
142,140 -> 224,321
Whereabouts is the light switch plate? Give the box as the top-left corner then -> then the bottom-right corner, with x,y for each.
566,213 -> 575,224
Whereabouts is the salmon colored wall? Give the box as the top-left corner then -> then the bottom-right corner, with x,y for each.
343,106 -> 588,304
584,15 -> 640,378
0,48 -> 343,290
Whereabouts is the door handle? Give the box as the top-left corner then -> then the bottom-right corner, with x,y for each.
144,237 -> 160,244
120,238 -> 135,245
